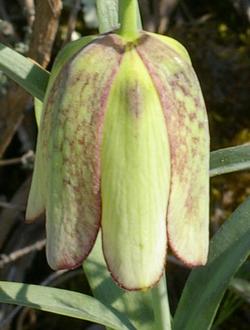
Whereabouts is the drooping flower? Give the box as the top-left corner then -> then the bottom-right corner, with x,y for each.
26,31 -> 209,290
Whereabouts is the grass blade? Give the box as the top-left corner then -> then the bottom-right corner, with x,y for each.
96,0 -> 142,33
173,197 -> 250,330
0,281 -> 133,330
96,0 -> 119,33
0,43 -> 49,101
210,144 -> 250,177
84,235 -> 155,330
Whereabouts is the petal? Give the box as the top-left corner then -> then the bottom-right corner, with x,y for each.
148,32 -> 192,64
137,33 -> 209,266
26,36 -> 97,221
29,35 -> 124,269
25,127 -> 46,221
101,44 -> 171,290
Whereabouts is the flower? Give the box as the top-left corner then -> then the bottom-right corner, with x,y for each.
26,31 -> 209,290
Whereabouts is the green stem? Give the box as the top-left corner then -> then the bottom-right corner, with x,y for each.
118,0 -> 139,40
151,274 -> 172,330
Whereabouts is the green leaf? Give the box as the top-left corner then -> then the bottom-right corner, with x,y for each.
34,98 -> 43,127
96,0 -> 142,33
96,0 -> 119,33
210,144 -> 250,177
151,275 -> 172,330
0,281 -> 133,330
173,197 -> 250,330
0,43 -> 49,101
84,235 -> 155,330
230,277 -> 250,302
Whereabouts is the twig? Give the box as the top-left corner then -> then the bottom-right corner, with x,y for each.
179,0 -> 194,22
63,0 -> 81,45
47,0 -> 61,17
0,239 -> 46,268
0,177 -> 31,249
158,0 -> 180,33
0,0 -> 8,21
16,308 -> 36,330
139,0 -> 155,31
18,0 -> 35,27
0,150 -> 34,167
167,255 -> 186,267
0,201 -> 25,211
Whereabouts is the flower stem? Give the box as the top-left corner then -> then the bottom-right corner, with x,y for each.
118,0 -> 140,40
151,274 -> 172,330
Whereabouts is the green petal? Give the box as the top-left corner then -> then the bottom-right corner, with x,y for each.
26,36 -> 97,221
101,43 -> 171,290
137,33 -> 209,266
28,35 -> 124,269
148,32 -> 192,65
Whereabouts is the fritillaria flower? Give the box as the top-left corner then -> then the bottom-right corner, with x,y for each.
26,30 -> 209,290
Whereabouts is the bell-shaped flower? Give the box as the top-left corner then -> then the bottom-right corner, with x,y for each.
26,31 -> 209,290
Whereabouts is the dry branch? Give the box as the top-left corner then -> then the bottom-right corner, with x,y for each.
0,239 -> 45,268
139,0 -> 179,32
0,0 -> 62,157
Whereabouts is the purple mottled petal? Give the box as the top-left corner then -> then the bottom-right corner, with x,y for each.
41,35 -> 124,269
137,33 -> 209,266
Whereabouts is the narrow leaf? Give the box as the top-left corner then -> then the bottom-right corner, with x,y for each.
0,43 -> 49,101
96,0 -> 119,33
0,281 -> 132,330
34,98 -> 43,127
173,197 -> 250,330
84,235 -> 155,330
96,0 -> 142,33
210,144 -> 250,177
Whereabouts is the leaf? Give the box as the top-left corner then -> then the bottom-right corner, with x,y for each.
83,235 -> 155,330
0,281 -> 133,330
212,288 -> 242,329
34,98 -> 43,127
173,197 -> 250,330
0,43 -> 49,101
210,144 -> 250,177
96,0 -> 119,33
96,0 -> 142,33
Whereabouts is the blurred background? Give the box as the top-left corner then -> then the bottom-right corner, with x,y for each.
0,0 -> 249,329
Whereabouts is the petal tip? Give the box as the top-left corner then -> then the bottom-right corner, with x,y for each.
46,224 -> 100,271
102,237 -> 167,291
168,229 -> 208,268
105,259 -> 165,291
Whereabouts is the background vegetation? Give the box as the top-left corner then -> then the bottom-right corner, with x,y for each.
0,0 -> 249,329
